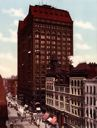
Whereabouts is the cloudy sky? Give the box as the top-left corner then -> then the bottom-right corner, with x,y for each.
0,0 -> 97,77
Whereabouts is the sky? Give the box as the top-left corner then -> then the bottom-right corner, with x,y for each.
0,0 -> 97,78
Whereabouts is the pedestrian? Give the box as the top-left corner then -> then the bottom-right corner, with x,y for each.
56,123 -> 59,128
10,122 -> 14,128
30,112 -> 34,124
37,124 -> 40,128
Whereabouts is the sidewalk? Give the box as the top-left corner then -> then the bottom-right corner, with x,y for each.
7,102 -> 46,128
7,105 -> 38,128
6,96 -> 49,128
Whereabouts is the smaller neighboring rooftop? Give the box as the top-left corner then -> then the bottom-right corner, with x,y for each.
0,75 -> 8,122
0,75 -> 7,106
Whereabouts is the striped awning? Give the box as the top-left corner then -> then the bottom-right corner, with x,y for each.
48,116 -> 57,125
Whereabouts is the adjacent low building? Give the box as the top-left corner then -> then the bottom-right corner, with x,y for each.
46,74 -> 69,128
0,75 -> 8,128
45,59 -> 93,128
84,77 -> 97,128
45,57 -> 69,128
4,76 -> 17,98
65,70 -> 87,128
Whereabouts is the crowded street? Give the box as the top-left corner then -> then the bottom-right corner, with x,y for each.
6,94 -> 46,128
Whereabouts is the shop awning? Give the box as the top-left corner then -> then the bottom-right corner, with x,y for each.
47,117 -> 52,122
48,116 -> 57,125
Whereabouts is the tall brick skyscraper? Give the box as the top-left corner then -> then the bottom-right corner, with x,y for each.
17,5 -> 73,110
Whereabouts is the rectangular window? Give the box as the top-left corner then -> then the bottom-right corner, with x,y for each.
90,97 -> 92,105
60,95 -> 64,101
60,102 -> 64,109
55,87 -> 59,91
87,86 -> 88,93
55,94 -> 58,99
94,97 -> 96,105
55,101 -> 59,107
94,86 -> 96,94
35,34 -> 39,38
41,35 -> 45,39
87,97 -> 88,104
41,40 -> 45,44
90,86 -> 92,94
